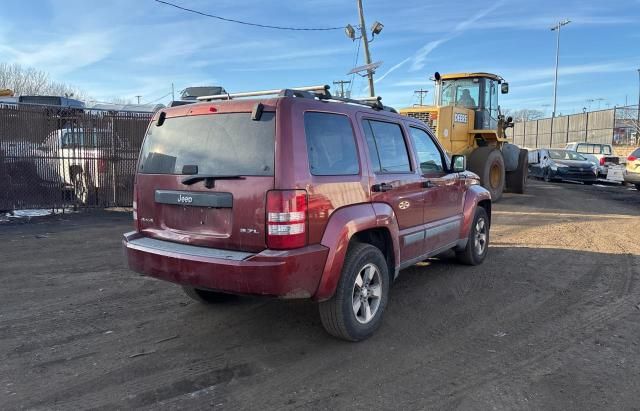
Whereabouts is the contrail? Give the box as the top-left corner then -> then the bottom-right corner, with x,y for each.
375,1 -> 506,83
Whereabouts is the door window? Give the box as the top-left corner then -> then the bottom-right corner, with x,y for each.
363,120 -> 411,173
409,127 -> 445,174
304,112 -> 359,175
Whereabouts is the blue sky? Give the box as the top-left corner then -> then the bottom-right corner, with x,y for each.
1,0 -> 639,115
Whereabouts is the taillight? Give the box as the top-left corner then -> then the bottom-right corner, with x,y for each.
98,158 -> 107,173
599,157 -> 605,166
266,190 -> 307,249
628,155 -> 637,162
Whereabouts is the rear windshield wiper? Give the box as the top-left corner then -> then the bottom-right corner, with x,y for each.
181,175 -> 245,188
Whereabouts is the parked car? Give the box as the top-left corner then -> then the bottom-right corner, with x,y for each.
36,128 -> 133,203
623,147 -> 640,190
123,86 -> 492,341
565,142 -> 619,178
529,148 -> 598,184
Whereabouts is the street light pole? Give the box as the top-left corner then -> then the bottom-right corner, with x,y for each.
551,19 -> 570,118
356,0 -> 375,97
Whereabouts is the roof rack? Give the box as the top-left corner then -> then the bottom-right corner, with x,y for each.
196,84 -> 396,113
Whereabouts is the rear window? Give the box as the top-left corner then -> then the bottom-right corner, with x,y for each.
304,112 -> 359,176
139,112 -> 275,175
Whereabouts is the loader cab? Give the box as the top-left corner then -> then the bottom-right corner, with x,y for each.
434,73 -> 506,131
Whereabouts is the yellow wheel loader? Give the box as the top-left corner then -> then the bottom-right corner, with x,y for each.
399,72 -> 527,201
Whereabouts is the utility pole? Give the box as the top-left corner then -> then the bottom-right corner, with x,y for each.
171,83 -> 175,102
636,69 -> 640,136
551,19 -> 570,118
135,95 -> 142,104
333,80 -> 351,98
414,89 -> 429,106
357,0 -> 374,97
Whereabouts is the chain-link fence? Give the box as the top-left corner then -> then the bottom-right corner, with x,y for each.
508,105 -> 640,157
0,102 -> 152,211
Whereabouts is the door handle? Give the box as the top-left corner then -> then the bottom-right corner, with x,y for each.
372,182 -> 394,192
422,180 -> 434,188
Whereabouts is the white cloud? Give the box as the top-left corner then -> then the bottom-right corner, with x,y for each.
0,32 -> 113,76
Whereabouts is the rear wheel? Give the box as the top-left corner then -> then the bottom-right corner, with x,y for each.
468,147 -> 505,201
456,207 -> 490,266
505,149 -> 528,194
635,184 -> 640,191
182,286 -> 236,304
319,242 -> 389,341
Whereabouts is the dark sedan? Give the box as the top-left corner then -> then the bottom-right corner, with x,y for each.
529,149 -> 598,184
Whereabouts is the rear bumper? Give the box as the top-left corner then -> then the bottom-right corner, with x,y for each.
624,171 -> 640,184
123,232 -> 329,299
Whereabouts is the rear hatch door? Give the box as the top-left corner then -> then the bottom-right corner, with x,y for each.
135,108 -> 276,253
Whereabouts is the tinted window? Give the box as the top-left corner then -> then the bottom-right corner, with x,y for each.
139,112 -> 275,175
365,120 -> 411,173
632,148 -> 640,157
304,112 -> 359,175
362,120 -> 382,172
409,127 -> 444,173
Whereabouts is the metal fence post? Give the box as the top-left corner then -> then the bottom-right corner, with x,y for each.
584,111 -> 589,142
566,115 -> 570,144
535,120 -> 539,148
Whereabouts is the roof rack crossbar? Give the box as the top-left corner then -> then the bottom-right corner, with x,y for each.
197,85 -> 329,101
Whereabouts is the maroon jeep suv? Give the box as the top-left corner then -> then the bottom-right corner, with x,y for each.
123,86 -> 491,341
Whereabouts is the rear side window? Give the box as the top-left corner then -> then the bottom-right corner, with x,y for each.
304,112 -> 359,175
602,145 -> 612,155
363,120 -> 411,173
139,112 -> 275,175
631,148 -> 640,157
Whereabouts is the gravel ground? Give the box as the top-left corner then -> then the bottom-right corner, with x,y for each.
1,179 -> 639,410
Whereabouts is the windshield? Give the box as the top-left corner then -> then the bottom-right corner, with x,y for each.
548,149 -> 587,161
438,79 -> 480,109
138,112 -> 275,175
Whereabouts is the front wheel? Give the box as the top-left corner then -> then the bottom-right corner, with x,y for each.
456,207 -> 490,266
468,148 -> 505,201
319,243 -> 389,341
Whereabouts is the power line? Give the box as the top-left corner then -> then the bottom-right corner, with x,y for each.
155,0 -> 344,31
144,91 -> 172,105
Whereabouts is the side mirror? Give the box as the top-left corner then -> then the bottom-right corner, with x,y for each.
501,82 -> 509,94
451,154 -> 466,172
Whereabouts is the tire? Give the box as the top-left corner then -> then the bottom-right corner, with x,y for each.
456,207 -> 490,266
319,242 -> 390,342
182,286 -> 236,304
505,149 -> 528,194
635,184 -> 640,191
584,181 -> 594,185
543,168 -> 551,182
468,147 -> 505,201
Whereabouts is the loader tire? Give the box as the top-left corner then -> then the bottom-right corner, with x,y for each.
505,149 -> 528,194
468,147 -> 505,201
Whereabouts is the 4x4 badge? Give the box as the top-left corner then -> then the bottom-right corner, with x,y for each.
398,201 -> 410,210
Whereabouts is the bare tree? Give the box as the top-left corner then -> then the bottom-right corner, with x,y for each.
615,106 -> 640,145
0,62 -> 86,99
504,108 -> 546,122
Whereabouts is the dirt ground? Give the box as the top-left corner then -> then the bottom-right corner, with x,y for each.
1,180 -> 640,410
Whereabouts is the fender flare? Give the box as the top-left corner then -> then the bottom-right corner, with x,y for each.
313,202 -> 400,301
458,184 -> 491,244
